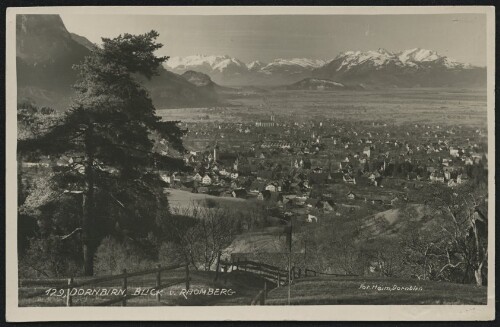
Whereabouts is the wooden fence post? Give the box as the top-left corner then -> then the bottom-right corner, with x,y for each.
156,264 -> 161,303
185,264 -> 190,290
66,277 -> 73,307
277,271 -> 281,287
121,269 -> 127,306
298,268 -> 302,279
223,264 -> 228,285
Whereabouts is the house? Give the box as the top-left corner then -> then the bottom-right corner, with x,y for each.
343,174 -> 356,184
230,172 -> 239,180
202,174 -> 212,185
444,170 -> 451,181
363,146 -> 371,158
160,173 -> 171,184
232,189 -> 248,199
193,173 -> 202,182
22,161 -> 50,168
306,214 -> 318,223
312,167 -> 323,174
56,155 -> 73,166
449,147 -> 460,157
319,200 -> 335,212
347,191 -> 356,200
172,173 -> 181,183
265,183 -> 278,192
430,172 -> 445,183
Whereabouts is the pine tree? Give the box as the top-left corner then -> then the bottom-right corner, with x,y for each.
18,31 -> 186,276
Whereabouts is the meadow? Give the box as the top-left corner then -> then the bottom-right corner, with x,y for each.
157,88 -> 487,128
265,275 -> 487,305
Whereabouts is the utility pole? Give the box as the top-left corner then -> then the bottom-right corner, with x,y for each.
287,215 -> 292,305
304,239 -> 307,268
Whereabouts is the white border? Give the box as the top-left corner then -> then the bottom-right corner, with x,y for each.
5,6 -> 496,322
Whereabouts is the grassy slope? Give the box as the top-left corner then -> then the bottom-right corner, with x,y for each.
265,275 -> 487,305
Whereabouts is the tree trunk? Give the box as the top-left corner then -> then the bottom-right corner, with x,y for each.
214,251 -> 222,281
474,268 -> 483,286
82,193 -> 95,276
474,259 -> 485,286
83,125 -> 96,276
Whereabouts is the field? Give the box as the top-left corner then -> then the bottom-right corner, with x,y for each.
166,188 -> 245,214
265,275 -> 487,305
157,88 -> 487,127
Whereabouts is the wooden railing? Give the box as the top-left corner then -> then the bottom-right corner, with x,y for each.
220,259 -> 358,305
19,263 -> 190,306
220,259 -> 289,287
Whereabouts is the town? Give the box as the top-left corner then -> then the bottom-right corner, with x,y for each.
152,110 -> 488,223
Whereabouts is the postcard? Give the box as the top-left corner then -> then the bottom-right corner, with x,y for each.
5,5 -> 495,321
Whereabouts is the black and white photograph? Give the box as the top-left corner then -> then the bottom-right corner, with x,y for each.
5,5 -> 495,321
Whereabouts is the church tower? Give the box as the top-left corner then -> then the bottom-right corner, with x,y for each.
213,141 -> 219,162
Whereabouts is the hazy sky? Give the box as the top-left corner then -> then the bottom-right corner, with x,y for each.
61,14 -> 487,66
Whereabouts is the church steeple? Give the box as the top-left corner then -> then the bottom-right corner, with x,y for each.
213,141 -> 219,162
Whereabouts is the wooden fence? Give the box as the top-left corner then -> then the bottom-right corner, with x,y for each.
220,259 -> 358,305
19,263 -> 190,306
220,259 -> 289,287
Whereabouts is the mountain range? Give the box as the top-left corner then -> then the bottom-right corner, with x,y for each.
17,14 -> 486,112
165,55 -> 326,86
166,50 -> 486,88
312,48 -> 486,88
16,15 -> 220,111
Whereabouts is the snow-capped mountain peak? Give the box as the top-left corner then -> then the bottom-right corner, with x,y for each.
247,60 -> 266,71
165,54 -> 243,70
334,49 -> 397,71
329,48 -> 475,72
164,49 -> 481,86
398,48 -> 439,64
313,47 -> 484,88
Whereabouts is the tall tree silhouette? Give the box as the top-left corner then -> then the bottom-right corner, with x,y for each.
19,31 -> 186,275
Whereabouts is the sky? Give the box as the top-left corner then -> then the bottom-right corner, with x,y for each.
60,14 -> 487,66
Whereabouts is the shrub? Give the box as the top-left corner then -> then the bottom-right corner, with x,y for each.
19,236 -> 82,278
94,236 -> 155,275
158,242 -> 185,266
